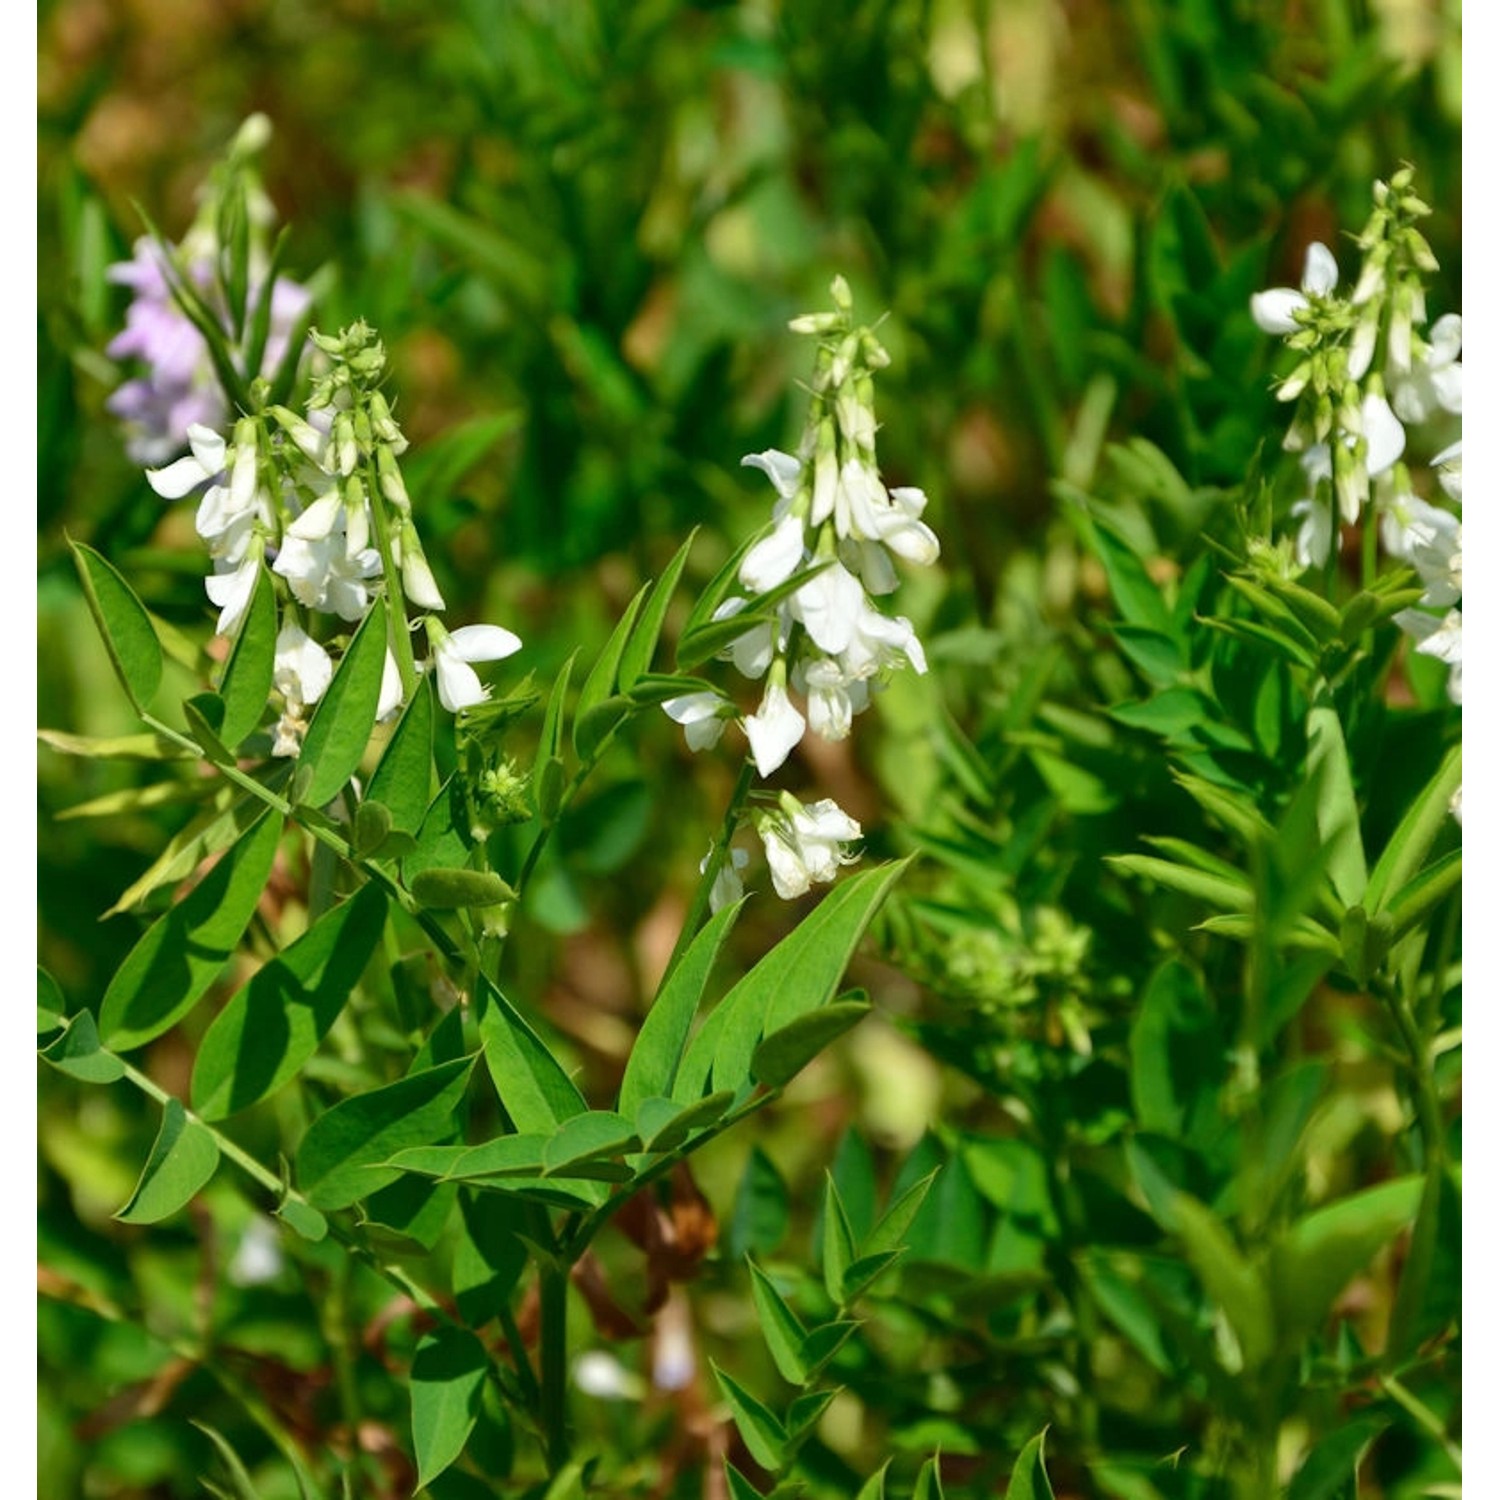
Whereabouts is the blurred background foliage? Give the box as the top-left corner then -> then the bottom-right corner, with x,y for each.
39,1 -> 1460,1496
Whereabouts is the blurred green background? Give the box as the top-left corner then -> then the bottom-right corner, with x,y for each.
38,2 -> 1461,1496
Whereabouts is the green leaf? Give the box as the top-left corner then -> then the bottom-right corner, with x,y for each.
116,1098 -> 221,1223
404,777 -> 472,884
1004,1430 -> 1057,1500
100,811 -> 284,1050
276,1194 -> 327,1243
192,1421 -> 264,1500
37,968 -> 65,1036
730,1147 -> 789,1260
1384,848 -> 1461,944
477,978 -> 588,1135
854,1462 -> 891,1500
680,860 -> 908,1098
1287,1416 -> 1387,1500
838,1250 -> 903,1303
296,1058 -> 474,1210
863,1169 -> 941,1261
453,1192 -> 527,1328
676,561 -> 832,671
366,677 -> 435,834
620,898 -> 744,1114
618,531 -> 697,690
635,1090 -> 735,1154
1269,1177 -> 1422,1348
573,585 -> 649,756
914,1456 -> 947,1500
786,1387 -> 837,1439
710,1362 -> 786,1471
752,1000 -> 871,1088
410,868 -> 517,909
217,566 -> 276,748
801,1320 -> 858,1376
40,1009 -> 124,1084
1090,521 -> 1172,634
298,598 -> 388,808
411,1325 -> 489,1490
1171,1193 -> 1274,1369
1128,961 -> 1222,1141
747,1260 -> 809,1384
532,652 -> 576,799
191,884 -> 388,1118
1306,701 -> 1367,907
1387,1168 -> 1460,1361
1106,854 -> 1250,911
70,540 -> 162,713
1366,744 -> 1460,912
821,1174 -> 857,1307
542,1112 -> 640,1175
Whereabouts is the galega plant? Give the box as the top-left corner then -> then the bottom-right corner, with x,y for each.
41,125 -> 1012,1496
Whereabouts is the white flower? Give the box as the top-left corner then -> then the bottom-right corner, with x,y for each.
227,1217 -> 284,1287
1392,313 -> 1462,423
663,690 -> 730,752
1291,496 -> 1333,570
741,450 -> 803,508
428,622 -> 523,713
273,622 -> 333,708
799,657 -> 861,741
1395,607 -> 1462,703
273,517 -> 383,621
743,678 -> 806,776
1431,440 -> 1462,503
757,795 -> 861,900
711,597 -> 776,679
145,423 -> 228,498
377,650 -> 404,722
700,844 -> 749,913
1251,241 -> 1339,334
401,545 -> 447,612
1450,784 -> 1462,826
839,597 -> 928,679
1381,497 -> 1460,607
285,489 -> 343,541
739,513 -> 807,593
573,1352 -> 644,1402
206,553 -> 261,637
1295,393 -> 1406,532
789,560 -> 867,655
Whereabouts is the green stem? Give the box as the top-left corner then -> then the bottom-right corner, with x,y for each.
1380,1375 -> 1462,1470
538,1263 -> 571,1472
660,756 -> 756,987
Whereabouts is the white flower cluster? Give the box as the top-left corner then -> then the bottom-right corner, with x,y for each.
667,278 -> 940,904
1252,170 -> 1461,807
142,322 -> 520,754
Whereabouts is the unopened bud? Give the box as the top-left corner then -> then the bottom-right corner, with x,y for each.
829,274 -> 853,311
376,445 -> 411,514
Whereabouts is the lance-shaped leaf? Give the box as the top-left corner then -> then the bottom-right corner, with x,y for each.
619,898 -> 744,1115
191,884 -> 388,1118
618,530 -> 697,690
366,677 -> 435,834
914,1457 -> 947,1500
116,1098 -> 221,1223
542,1112 -> 640,1177
217,565 -> 276,748
752,999 -> 871,1089
747,1261 -> 810,1384
296,1057 -> 474,1210
1383,848 -> 1461,945
71,540 -> 163,713
297,598 -> 388,808
1004,1430 -> 1057,1500
1268,1176 -> 1422,1348
710,1362 -> 786,1471
410,1325 -> 489,1490
1171,1192 -> 1275,1370
822,1174 -> 857,1307
633,1090 -> 735,1155
100,812 -> 284,1051
676,860 -> 908,1100
573,584 -> 648,757
1366,744 -> 1461,912
192,1422 -> 263,1500
1306,701 -> 1367,908
478,977 -> 588,1135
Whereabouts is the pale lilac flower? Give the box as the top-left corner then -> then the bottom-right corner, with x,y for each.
1251,242 -> 1339,335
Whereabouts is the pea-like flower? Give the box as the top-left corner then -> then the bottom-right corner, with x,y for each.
756,794 -> 862,900
425,620 -> 524,713
1250,242 -> 1339,335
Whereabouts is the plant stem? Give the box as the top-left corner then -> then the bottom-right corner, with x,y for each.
364,456 -> 420,699
538,1262 -> 571,1472
659,755 -> 756,986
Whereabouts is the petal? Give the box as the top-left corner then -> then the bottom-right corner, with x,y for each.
1361,394 -> 1406,476
146,452 -> 214,499
1302,242 -> 1339,296
1250,288 -> 1305,335
286,492 -> 343,540
739,513 -> 806,594
740,450 -> 803,500
434,648 -> 488,712
1429,313 -> 1462,364
447,624 -> 523,663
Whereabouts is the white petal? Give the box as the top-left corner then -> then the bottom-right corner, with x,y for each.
743,684 -> 805,777
1429,313 -> 1462,364
447,624 -> 523,664
287,492 -> 343,540
1361,394 -> 1406,476
434,645 -> 488,712
147,452 -> 215,499
739,513 -> 806,594
740,450 -> 803,500
186,425 -> 228,473
1302,242 -> 1339,296
1250,288 -> 1306,336
377,651 -> 404,721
